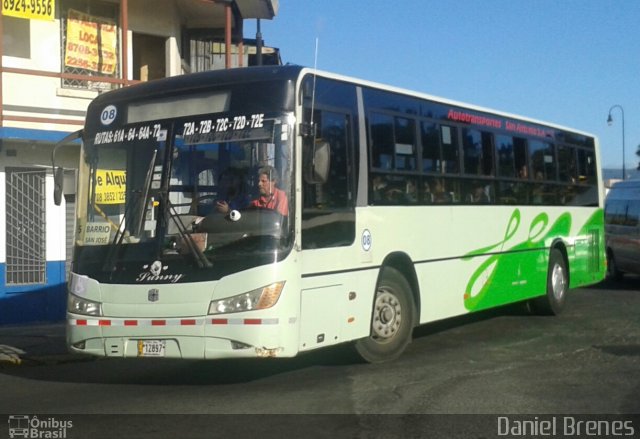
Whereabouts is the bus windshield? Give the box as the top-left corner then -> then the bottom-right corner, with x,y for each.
74,111 -> 294,281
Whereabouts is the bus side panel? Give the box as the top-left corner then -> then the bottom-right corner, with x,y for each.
299,248 -> 375,352
568,208 -> 606,288
355,205 -> 603,323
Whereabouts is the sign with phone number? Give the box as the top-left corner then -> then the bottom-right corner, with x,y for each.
95,169 -> 126,205
2,0 -> 54,21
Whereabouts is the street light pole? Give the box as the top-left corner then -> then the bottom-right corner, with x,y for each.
607,105 -> 626,180
256,18 -> 263,66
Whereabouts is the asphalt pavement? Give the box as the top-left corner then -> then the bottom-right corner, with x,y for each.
0,321 -> 75,365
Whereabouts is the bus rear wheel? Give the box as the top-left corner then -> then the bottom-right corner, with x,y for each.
354,267 -> 415,363
530,248 -> 567,315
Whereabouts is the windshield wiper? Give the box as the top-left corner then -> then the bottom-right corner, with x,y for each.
102,150 -> 157,273
166,200 -> 212,268
133,149 -> 157,236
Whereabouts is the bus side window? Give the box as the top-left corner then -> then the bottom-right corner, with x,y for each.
394,117 -> 416,171
302,110 -> 355,249
428,178 -> 453,204
558,145 -> 577,183
496,135 -> 515,178
529,140 -> 556,181
441,125 -> 460,174
463,129 -> 494,176
422,123 -> 460,174
577,148 -> 596,185
371,175 -> 418,205
370,112 -> 417,172
370,112 -> 394,170
421,121 -> 440,173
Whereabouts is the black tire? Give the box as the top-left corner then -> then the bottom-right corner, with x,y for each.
530,248 -> 568,315
606,250 -> 623,280
354,266 -> 415,363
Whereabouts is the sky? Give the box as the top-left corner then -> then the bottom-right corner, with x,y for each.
245,0 -> 640,173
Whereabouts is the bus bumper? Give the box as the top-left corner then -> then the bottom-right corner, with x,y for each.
66,314 -> 298,359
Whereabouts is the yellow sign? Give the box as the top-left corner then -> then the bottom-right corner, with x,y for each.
95,169 -> 126,204
2,0 -> 55,21
64,9 -> 117,75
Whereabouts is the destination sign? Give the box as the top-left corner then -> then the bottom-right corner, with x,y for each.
80,221 -> 111,245
93,124 -> 167,145
92,113 -> 272,146
181,113 -> 275,144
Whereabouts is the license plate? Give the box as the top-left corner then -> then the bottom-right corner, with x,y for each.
137,340 -> 166,357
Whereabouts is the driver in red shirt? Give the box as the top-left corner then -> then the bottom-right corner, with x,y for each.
250,165 -> 289,216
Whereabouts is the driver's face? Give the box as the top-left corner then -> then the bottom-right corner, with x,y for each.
258,174 -> 274,196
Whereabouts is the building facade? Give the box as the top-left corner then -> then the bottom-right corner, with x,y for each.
0,0 -> 279,324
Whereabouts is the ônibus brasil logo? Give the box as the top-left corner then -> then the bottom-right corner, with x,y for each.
8,415 -> 73,438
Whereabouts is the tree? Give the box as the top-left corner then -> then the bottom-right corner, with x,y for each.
637,144 -> 640,170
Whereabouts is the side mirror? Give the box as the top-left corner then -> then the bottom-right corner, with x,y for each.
304,140 -> 330,184
53,167 -> 64,206
51,129 -> 82,206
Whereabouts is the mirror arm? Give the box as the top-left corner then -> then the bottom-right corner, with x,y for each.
51,129 -> 83,169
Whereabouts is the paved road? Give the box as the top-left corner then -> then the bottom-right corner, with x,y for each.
1,278 -> 639,437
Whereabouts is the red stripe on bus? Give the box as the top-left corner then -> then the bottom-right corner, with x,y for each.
124,320 -> 138,326
76,319 -> 87,326
211,319 -> 228,325
244,319 -> 261,325
151,320 -> 166,326
98,320 -> 111,326
181,319 -> 197,325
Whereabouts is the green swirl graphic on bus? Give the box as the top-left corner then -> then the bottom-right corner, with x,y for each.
463,209 -> 572,311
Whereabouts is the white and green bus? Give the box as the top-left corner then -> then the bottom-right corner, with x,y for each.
56,66 -> 605,362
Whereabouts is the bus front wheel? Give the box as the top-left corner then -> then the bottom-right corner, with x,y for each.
530,248 -> 568,315
354,266 -> 415,363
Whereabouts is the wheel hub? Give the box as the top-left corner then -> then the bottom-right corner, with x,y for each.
372,291 -> 402,340
551,264 -> 566,300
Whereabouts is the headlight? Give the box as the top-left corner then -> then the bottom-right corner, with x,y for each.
208,282 -> 285,315
67,293 -> 103,316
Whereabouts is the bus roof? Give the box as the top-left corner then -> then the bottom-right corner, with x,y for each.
90,64 -> 595,140
90,65 -> 304,108
299,67 -> 596,140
